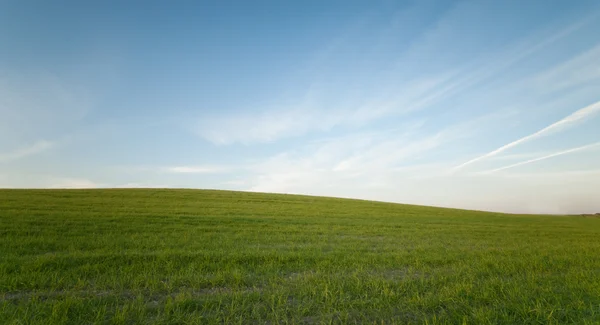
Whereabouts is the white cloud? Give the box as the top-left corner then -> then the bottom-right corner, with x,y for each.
193,9 -> 592,146
0,140 -> 55,163
246,112 -> 503,193
48,178 -> 102,189
164,165 -> 228,174
528,43 -> 600,93
238,98 -> 600,214
196,108 -> 341,145
0,73 -> 90,140
487,152 -> 547,162
452,99 -> 600,172
478,142 -> 600,174
114,165 -> 232,174
116,182 -> 171,188
480,169 -> 600,179
192,78 -> 439,146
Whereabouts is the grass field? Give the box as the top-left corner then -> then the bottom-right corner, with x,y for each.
1,189 -> 599,324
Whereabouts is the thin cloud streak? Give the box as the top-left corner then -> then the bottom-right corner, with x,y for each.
528,43 -> 600,93
0,140 -> 55,163
479,142 -> 600,174
48,177 -> 102,189
165,166 -> 228,174
452,99 -> 600,172
481,169 -> 600,179
247,112 -> 508,193
195,9 -> 593,146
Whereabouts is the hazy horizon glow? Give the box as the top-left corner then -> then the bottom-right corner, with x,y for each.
1,0 -> 600,214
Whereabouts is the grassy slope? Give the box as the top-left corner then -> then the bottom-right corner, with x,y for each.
0,189 -> 599,324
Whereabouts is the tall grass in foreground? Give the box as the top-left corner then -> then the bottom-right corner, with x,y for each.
1,189 -> 599,324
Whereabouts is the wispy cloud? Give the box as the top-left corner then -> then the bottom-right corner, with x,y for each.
113,165 -> 232,174
0,140 -> 55,163
49,177 -> 102,189
194,71 -> 463,146
480,169 -> 600,179
116,182 -> 171,188
164,165 -> 229,174
526,43 -> 600,94
452,99 -> 600,172
487,152 -> 547,162
196,108 -> 340,145
246,111 -> 506,193
246,130 -> 432,193
478,142 -> 600,174
0,73 -> 90,139
193,7 -> 594,146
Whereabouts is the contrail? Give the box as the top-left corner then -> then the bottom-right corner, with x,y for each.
479,141 -> 600,174
452,99 -> 600,172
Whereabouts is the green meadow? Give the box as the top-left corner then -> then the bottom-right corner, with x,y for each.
1,189 -> 599,324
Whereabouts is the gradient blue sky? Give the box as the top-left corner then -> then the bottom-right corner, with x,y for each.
2,0 -> 600,213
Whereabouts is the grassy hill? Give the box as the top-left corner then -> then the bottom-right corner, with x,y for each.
1,189 -> 599,324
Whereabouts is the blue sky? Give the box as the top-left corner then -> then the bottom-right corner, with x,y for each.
1,0 -> 600,214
